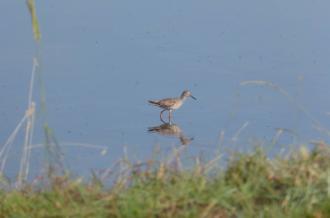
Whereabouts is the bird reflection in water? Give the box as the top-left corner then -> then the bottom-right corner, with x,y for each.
148,122 -> 193,145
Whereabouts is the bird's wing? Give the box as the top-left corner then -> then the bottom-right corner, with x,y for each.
158,98 -> 177,108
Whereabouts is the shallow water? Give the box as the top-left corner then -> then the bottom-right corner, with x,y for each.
1,0 -> 330,180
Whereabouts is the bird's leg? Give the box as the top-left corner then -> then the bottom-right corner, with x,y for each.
169,110 -> 173,124
160,110 -> 166,123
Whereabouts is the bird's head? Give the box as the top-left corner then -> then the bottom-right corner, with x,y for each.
181,90 -> 196,100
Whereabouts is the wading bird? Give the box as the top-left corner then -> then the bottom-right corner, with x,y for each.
148,90 -> 196,123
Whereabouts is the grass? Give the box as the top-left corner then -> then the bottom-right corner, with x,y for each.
4,2 -> 329,217
0,144 -> 330,217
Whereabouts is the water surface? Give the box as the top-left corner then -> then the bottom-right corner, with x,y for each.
1,0 -> 330,179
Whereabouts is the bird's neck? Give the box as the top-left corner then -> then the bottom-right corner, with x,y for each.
180,95 -> 188,100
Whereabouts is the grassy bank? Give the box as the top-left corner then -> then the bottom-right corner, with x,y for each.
1,144 -> 330,218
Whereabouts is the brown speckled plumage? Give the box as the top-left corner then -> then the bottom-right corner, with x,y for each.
148,90 -> 196,123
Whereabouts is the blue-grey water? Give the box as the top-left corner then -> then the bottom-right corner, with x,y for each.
1,0 -> 330,180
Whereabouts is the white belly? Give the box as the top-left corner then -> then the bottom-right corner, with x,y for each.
171,101 -> 183,110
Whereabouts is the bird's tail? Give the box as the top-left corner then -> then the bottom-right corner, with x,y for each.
148,100 -> 160,106
148,126 -> 160,132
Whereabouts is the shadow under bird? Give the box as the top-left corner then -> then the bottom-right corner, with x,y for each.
148,90 -> 196,123
148,123 -> 193,145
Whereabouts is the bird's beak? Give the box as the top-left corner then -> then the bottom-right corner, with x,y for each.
190,95 -> 197,100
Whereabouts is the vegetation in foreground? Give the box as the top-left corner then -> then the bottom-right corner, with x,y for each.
1,144 -> 330,218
